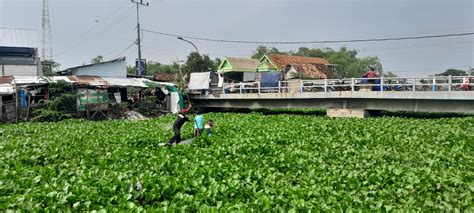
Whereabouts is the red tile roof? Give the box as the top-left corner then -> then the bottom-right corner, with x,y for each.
266,54 -> 334,79
289,63 -> 336,79
267,53 -> 330,70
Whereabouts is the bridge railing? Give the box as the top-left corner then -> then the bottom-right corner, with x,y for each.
213,75 -> 473,95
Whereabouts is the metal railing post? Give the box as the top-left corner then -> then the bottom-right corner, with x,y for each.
324,79 -> 328,92
412,77 -> 416,92
351,78 -> 355,92
380,77 -> 384,92
448,75 -> 452,92
278,81 -> 281,94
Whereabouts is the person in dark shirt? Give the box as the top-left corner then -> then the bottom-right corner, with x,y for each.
166,104 -> 192,146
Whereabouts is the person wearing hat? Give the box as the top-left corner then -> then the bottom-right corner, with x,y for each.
166,104 -> 192,146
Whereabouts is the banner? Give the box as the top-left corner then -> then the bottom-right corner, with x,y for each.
77,89 -> 109,111
135,59 -> 147,77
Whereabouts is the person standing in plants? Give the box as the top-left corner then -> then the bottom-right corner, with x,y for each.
166,104 -> 192,146
205,119 -> 214,136
194,111 -> 204,137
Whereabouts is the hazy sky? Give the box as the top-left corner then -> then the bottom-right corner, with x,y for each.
1,0 -> 473,76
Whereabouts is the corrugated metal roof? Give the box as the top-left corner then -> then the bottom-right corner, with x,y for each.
13,76 -> 48,85
0,76 -> 13,84
0,27 -> 41,48
226,57 -> 259,70
60,57 -> 126,72
0,76 -> 176,94
0,76 -> 14,94
0,85 -> 14,94
102,77 -> 147,88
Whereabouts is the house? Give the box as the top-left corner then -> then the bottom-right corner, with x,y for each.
59,57 -> 126,78
0,27 -> 42,76
217,56 -> 259,82
257,53 -> 336,79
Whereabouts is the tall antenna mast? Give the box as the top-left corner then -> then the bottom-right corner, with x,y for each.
42,0 -> 53,61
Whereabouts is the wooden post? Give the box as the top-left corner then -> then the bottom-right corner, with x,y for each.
432,77 -> 436,92
25,92 -> 31,121
412,77 -> 416,92
13,76 -> 18,123
0,96 -> 3,121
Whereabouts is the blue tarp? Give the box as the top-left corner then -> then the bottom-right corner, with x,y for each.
360,78 -> 387,91
260,72 -> 280,88
19,90 -> 27,109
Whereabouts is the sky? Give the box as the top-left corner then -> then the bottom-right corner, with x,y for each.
0,0 -> 473,76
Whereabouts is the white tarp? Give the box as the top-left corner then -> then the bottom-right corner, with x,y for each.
170,92 -> 180,114
188,72 -> 210,90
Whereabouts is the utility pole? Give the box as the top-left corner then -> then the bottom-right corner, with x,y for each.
131,0 -> 149,77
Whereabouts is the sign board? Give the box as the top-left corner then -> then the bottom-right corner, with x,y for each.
77,89 -> 109,111
135,59 -> 146,77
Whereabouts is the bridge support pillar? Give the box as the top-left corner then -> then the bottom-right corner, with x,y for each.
327,109 -> 368,118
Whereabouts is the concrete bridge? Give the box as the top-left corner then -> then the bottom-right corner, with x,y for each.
190,76 -> 474,117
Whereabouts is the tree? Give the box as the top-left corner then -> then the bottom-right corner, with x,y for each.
126,61 -> 182,76
183,52 -> 218,74
435,68 -> 467,76
91,55 -> 104,64
42,61 -> 61,76
251,46 -> 280,59
383,71 -> 398,77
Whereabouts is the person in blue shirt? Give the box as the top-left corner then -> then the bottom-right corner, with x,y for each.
194,111 -> 204,137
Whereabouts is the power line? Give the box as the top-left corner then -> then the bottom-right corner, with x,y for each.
111,41 -> 136,59
142,29 -> 474,44
54,2 -> 134,57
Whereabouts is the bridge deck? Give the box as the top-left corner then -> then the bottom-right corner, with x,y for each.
190,76 -> 474,114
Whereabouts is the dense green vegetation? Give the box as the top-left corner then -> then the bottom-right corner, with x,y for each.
1,113 -> 473,211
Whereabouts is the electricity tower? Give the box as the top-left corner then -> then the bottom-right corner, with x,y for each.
42,0 -> 53,62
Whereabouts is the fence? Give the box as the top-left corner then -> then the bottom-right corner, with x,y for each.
207,76 -> 474,95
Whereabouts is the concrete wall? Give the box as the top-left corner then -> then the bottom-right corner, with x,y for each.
191,91 -> 474,114
2,64 -> 41,76
73,60 -> 126,77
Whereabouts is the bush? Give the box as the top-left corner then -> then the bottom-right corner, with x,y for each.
31,81 -> 77,122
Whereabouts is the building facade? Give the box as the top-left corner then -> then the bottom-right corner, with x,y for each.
0,27 -> 42,76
